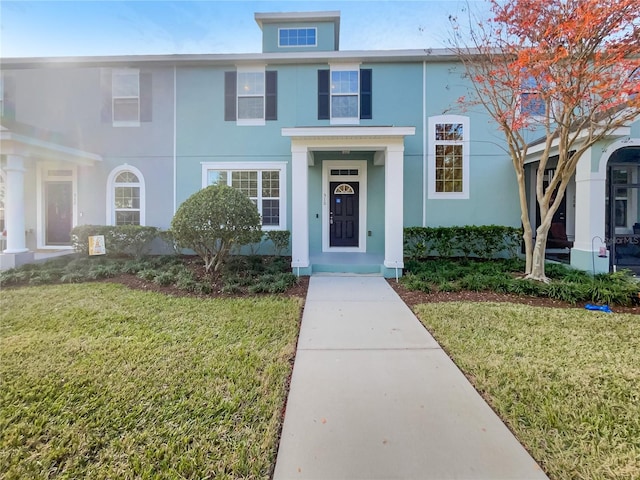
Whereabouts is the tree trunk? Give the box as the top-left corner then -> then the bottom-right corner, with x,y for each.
527,218 -> 553,282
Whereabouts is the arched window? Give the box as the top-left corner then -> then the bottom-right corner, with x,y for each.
107,165 -> 145,225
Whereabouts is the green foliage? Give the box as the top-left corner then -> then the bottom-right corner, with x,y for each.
170,185 -> 262,273
265,230 -> 291,256
404,225 -> 522,260
402,258 -> 640,306
71,224 -> 159,258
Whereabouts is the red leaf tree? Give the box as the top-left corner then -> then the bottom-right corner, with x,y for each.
452,0 -> 640,281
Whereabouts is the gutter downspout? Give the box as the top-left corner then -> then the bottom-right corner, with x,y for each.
422,60 -> 427,227
173,64 -> 177,214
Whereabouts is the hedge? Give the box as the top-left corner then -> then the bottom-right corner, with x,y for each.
71,225 -> 159,258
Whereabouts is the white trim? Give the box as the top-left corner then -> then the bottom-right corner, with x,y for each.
322,160 -> 367,252
173,64 -> 177,214
236,65 -> 266,126
200,161 -> 287,230
106,165 -> 146,226
36,163 -> 78,249
428,114 -> 470,200
422,60 -> 427,226
282,126 -> 415,138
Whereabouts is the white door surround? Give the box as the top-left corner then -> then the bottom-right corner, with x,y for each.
37,163 -> 78,249
282,126 -> 415,272
323,160 -> 367,252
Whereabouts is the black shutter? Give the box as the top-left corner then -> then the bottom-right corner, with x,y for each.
140,72 -> 152,122
100,68 -> 112,123
265,70 -> 277,121
360,69 -> 372,120
2,76 -> 16,120
318,69 -> 330,120
224,71 -> 237,121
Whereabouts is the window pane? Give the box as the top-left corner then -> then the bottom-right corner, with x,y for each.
115,171 -> 139,183
231,171 -> 258,197
262,171 -> 280,197
113,72 -> 139,97
435,144 -> 463,192
207,170 -> 228,186
521,93 -> 545,116
262,199 -> 280,226
331,95 -> 358,118
116,211 -> 140,226
114,98 -> 139,122
435,123 -> 464,141
238,97 -> 264,119
115,186 -> 140,209
238,72 -> 264,95
331,71 -> 358,94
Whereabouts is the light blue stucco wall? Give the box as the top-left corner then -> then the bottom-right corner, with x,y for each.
261,21 -> 336,52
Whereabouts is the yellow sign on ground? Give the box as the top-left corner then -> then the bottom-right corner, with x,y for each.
88,235 -> 106,256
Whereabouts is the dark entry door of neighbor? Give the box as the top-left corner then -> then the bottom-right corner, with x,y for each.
45,181 -> 73,245
330,181 -> 359,247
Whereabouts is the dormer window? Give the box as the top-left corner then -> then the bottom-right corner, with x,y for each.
279,28 -> 317,47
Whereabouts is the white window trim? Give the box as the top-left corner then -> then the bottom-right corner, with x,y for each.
106,165 -> 146,226
278,27 -> 318,47
200,161 -> 287,230
428,115 -> 470,200
236,65 -> 266,126
322,160 -> 367,252
329,63 -> 360,126
112,68 -> 140,127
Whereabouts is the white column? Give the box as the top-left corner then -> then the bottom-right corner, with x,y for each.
384,144 -> 405,269
571,149 -> 608,273
3,155 -> 28,253
291,144 -> 309,269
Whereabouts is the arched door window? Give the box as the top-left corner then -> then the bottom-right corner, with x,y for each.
107,166 -> 145,225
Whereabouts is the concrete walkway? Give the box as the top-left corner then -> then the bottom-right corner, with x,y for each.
273,275 -> 548,480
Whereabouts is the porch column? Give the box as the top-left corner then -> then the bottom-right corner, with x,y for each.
291,144 -> 310,271
3,155 -> 28,253
571,149 -> 608,273
384,144 -> 405,269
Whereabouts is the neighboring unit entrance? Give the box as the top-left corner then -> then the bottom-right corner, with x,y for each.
330,181 -> 359,247
45,181 -> 73,245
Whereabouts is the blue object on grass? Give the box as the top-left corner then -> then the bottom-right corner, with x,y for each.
585,304 -> 612,313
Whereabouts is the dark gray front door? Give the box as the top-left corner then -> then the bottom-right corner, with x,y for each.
330,181 -> 359,247
45,181 -> 73,245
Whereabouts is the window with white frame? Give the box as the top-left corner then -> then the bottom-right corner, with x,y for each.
0,76 -> 4,117
279,28 -> 317,47
107,166 -> 145,225
202,162 -> 286,229
112,69 -> 140,126
428,115 -> 470,199
331,67 -> 359,122
237,66 -> 265,124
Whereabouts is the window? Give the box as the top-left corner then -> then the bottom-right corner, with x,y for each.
428,115 -> 470,199
0,172 -> 5,233
112,69 -> 140,125
202,162 -> 286,229
318,67 -> 372,123
520,76 -> 546,117
101,69 -> 151,126
0,74 -> 15,120
107,166 -> 145,225
279,28 -> 316,47
224,68 -> 277,124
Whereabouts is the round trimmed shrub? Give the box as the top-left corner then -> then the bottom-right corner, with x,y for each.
171,185 -> 262,273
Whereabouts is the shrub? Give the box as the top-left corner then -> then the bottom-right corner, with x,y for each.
170,185 -> 262,273
266,230 -> 291,256
404,225 -> 522,260
71,225 -> 158,258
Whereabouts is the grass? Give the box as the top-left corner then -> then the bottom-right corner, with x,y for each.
0,283 -> 301,479
402,258 -> 640,306
414,302 -> 640,480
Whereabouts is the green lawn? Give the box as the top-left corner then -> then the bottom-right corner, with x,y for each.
0,284 -> 301,479
414,302 -> 640,480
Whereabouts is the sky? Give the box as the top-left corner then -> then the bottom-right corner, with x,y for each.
0,0 -> 489,58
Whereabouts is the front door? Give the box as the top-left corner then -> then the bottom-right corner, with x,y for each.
330,181 -> 359,247
45,181 -> 73,245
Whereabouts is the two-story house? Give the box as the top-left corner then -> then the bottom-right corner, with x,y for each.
1,11 -> 639,275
